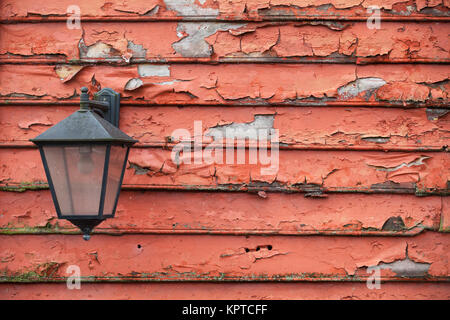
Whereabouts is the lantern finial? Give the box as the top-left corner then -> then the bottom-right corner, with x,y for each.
80,87 -> 90,111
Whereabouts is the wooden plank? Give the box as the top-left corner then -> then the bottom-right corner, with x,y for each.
0,190 -> 442,235
1,106 -> 448,151
1,0 -> 449,21
1,148 -> 448,194
0,64 -> 448,106
0,232 -> 448,282
1,282 -> 450,299
1,22 -> 448,63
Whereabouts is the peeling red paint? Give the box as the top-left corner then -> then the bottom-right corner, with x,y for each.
54,65 -> 85,83
1,282 -> 449,300
5,106 -> 447,150
1,0 -> 449,21
0,190 -> 443,235
0,64 -> 448,104
0,232 -> 448,281
1,22 -> 448,62
1,0 -> 449,300
1,148 -> 448,191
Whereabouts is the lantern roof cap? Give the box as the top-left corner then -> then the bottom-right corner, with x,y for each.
30,109 -> 137,145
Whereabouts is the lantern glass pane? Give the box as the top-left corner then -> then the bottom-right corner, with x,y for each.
42,145 -> 107,217
102,145 -> 128,216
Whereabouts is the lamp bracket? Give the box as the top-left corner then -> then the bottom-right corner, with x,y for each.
93,88 -> 121,127
80,87 -> 121,127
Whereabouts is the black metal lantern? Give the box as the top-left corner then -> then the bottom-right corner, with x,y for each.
31,87 -> 137,240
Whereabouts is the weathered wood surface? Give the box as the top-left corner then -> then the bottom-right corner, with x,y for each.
0,0 -> 449,300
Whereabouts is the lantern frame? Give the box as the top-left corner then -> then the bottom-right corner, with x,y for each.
30,87 -> 137,239
37,142 -> 130,220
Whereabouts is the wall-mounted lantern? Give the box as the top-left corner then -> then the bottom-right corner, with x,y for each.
31,87 -> 137,240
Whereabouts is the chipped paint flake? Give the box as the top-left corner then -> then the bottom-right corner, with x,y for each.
54,65 -> 84,83
127,41 -> 147,58
80,40 -> 116,59
125,78 -> 144,91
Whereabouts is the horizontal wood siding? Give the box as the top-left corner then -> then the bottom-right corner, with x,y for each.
0,0 -> 449,299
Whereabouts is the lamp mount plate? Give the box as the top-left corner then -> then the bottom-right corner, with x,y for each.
93,88 -> 120,127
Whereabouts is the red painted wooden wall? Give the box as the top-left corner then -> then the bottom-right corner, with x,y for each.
0,0 -> 449,299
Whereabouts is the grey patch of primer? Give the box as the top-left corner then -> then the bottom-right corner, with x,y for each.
426,108 -> 449,120
377,258 -> 430,278
127,41 -> 147,58
316,4 -> 333,12
206,115 -> 275,140
173,22 -> 245,57
164,0 -> 219,16
338,78 -> 387,98
138,65 -> 171,77
153,79 -> 187,86
362,136 -> 391,144
381,216 -> 406,231
129,163 -> 150,175
369,156 -> 430,172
